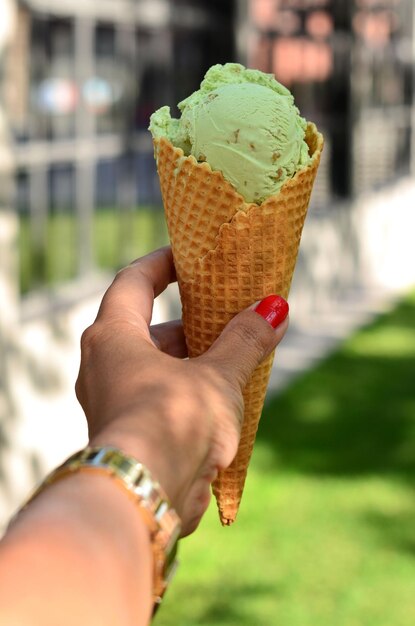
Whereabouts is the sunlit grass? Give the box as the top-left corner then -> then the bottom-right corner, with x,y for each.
345,326 -> 415,357
155,289 -> 415,626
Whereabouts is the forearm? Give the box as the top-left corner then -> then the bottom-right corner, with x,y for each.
0,471 -> 153,626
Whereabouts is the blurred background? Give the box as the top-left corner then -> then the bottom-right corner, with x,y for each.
1,0 -> 415,623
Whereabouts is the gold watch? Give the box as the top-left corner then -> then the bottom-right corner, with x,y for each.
24,446 -> 181,615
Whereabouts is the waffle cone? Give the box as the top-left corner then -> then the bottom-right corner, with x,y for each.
153,122 -> 323,525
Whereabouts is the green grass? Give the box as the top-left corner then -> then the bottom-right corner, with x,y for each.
155,290 -> 415,626
19,207 -> 168,293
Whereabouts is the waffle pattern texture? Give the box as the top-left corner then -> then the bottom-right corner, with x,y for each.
154,122 -> 323,525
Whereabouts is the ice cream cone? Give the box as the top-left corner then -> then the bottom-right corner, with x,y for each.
153,122 -> 323,525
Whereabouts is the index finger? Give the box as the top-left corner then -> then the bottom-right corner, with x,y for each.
96,246 -> 176,327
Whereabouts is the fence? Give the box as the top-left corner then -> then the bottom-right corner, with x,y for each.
3,0 -> 414,297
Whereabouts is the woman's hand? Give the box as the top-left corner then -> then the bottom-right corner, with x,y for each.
76,247 -> 289,535
0,246 -> 290,626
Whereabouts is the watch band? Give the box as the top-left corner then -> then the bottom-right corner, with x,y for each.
23,446 -> 181,615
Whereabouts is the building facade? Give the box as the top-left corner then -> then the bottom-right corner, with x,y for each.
2,0 -> 235,293
239,0 -> 414,198
1,0 -> 414,294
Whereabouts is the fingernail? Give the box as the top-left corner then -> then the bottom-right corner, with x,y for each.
254,295 -> 289,329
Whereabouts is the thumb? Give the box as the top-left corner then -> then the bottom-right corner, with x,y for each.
201,295 -> 289,391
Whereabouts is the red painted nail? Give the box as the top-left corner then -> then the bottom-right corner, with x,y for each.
254,295 -> 289,329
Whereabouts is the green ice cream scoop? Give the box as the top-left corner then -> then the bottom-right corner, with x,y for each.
149,63 -> 311,204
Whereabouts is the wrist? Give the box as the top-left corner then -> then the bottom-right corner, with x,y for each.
5,469 -> 154,625
11,445 -> 182,616
89,421 -> 196,515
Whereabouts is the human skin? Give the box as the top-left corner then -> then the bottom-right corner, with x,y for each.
0,247 -> 288,626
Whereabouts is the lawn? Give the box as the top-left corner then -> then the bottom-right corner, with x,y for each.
19,207 -> 168,293
155,289 -> 415,626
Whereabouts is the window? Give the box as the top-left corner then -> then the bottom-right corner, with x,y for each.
30,17 -> 76,141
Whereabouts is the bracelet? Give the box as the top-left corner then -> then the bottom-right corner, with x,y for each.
20,446 -> 181,615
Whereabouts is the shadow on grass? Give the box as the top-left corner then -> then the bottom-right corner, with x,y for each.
156,580 -> 278,626
258,291 -> 415,481
363,509 -> 415,556
199,581 -> 277,625
256,290 -> 415,564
